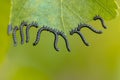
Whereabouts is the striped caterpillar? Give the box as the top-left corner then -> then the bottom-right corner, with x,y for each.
8,16 -> 107,52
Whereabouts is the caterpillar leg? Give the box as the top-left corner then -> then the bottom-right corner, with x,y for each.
70,23 -> 102,46
19,21 -> 27,44
33,26 -> 70,52
93,15 -> 107,29
12,26 -> 19,46
26,22 -> 38,43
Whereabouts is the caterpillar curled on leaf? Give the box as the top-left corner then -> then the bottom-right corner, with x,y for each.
93,15 -> 107,29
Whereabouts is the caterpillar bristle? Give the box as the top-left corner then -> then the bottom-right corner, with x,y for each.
70,28 -> 77,35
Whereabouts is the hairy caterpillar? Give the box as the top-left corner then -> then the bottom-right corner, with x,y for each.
8,16 -> 107,52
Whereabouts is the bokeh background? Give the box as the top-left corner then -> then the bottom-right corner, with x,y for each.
0,0 -> 120,80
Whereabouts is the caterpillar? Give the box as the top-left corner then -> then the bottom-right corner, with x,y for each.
19,21 -> 28,45
12,26 -> 19,46
26,22 -> 38,43
8,16 -> 107,52
93,15 -> 107,29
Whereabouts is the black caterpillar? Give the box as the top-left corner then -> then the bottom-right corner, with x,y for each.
93,15 -> 107,29
8,16 -> 107,52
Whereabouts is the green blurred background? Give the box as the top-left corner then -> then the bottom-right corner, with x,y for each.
0,0 -> 120,80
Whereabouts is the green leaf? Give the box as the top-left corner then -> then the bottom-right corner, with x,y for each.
10,0 -> 118,33
116,0 -> 120,7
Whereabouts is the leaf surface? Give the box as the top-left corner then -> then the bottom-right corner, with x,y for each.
10,0 -> 118,33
